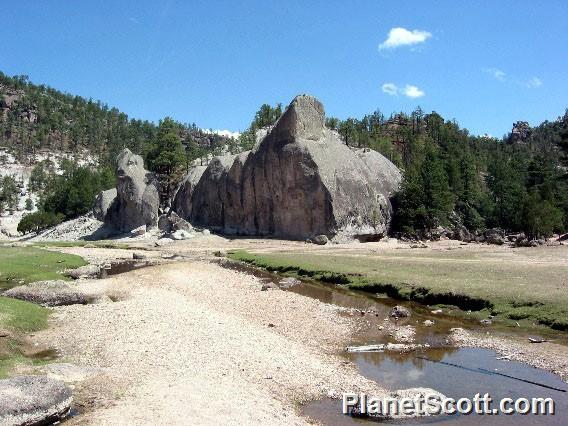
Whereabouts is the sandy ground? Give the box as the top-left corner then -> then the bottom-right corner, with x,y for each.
37,260 -> 391,425
19,237 -> 568,424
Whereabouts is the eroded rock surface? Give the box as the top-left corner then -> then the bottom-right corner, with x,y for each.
4,280 -> 92,307
173,95 -> 401,241
0,376 -> 72,425
102,148 -> 159,233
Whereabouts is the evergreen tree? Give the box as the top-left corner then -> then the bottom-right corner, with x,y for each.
146,117 -> 186,206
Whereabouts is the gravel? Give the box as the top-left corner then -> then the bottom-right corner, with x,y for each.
38,261 -> 395,424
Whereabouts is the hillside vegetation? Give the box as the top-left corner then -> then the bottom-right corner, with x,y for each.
1,71 -> 567,239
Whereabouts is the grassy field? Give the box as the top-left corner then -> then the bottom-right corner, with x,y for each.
0,245 -> 85,376
229,245 -> 568,331
0,245 -> 87,289
0,297 -> 50,377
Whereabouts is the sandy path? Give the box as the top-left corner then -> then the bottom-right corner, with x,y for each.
39,261 -> 390,425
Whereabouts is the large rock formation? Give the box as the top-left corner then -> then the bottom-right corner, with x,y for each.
101,149 -> 159,233
173,95 -> 401,241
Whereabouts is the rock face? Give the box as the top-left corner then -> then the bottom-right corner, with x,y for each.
509,121 -> 531,144
4,280 -> 92,307
173,95 -> 401,241
93,188 -> 117,221
103,149 -> 159,233
0,376 -> 72,425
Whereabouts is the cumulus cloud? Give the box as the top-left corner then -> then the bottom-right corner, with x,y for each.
203,129 -> 241,139
402,84 -> 425,98
379,27 -> 432,50
525,76 -> 543,88
482,67 -> 506,81
381,83 -> 398,96
381,83 -> 425,98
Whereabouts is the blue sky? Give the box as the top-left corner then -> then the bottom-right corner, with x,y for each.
1,1 -> 567,137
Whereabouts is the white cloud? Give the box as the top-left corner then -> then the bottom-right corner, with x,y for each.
379,27 -> 432,50
381,83 -> 398,96
128,17 -> 139,24
402,84 -> 425,98
482,67 -> 506,81
204,129 -> 241,139
525,76 -> 543,88
381,83 -> 425,98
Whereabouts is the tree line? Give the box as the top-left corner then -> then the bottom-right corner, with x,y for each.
4,71 -> 566,239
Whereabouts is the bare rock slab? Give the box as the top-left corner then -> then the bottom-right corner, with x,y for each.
0,376 -> 72,425
4,280 -> 92,307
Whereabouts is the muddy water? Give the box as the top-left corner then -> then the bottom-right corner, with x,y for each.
221,260 -> 568,425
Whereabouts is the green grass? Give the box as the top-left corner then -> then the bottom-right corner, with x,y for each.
34,240 -> 133,249
0,246 -> 87,289
0,297 -> 49,332
229,248 -> 568,332
0,297 -> 50,377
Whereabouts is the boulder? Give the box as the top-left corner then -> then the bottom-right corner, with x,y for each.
43,363 -> 103,383
453,226 -> 472,242
67,264 -> 100,279
93,188 -> 117,221
104,149 -> 160,233
158,211 -> 193,234
0,376 -> 72,425
390,305 -> 411,318
313,235 -> 329,245
485,228 -> 505,245
173,95 -> 401,241
171,229 -> 193,240
130,225 -> 146,236
4,280 -> 91,307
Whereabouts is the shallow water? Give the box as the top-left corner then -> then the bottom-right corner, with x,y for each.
221,260 -> 568,425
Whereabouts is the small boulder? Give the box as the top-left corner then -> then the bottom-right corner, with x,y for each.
130,225 -> 146,236
171,229 -> 193,240
313,235 -> 329,245
480,319 -> 492,325
423,320 -> 435,327
278,277 -> 301,288
67,264 -> 100,280
43,363 -> 103,383
4,281 -> 91,307
132,252 -> 147,260
389,305 -> 411,318
485,228 -> 505,245
0,376 -> 72,425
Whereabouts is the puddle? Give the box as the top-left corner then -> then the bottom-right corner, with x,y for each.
304,348 -> 568,425
221,260 -> 568,425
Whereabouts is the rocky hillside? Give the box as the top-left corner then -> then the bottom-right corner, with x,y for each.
0,72 -> 235,166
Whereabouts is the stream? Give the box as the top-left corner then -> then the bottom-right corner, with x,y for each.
221,260 -> 568,425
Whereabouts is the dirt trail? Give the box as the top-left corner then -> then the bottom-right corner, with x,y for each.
39,261 -> 390,425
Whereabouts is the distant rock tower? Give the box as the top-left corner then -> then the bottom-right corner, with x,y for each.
509,121 -> 531,144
